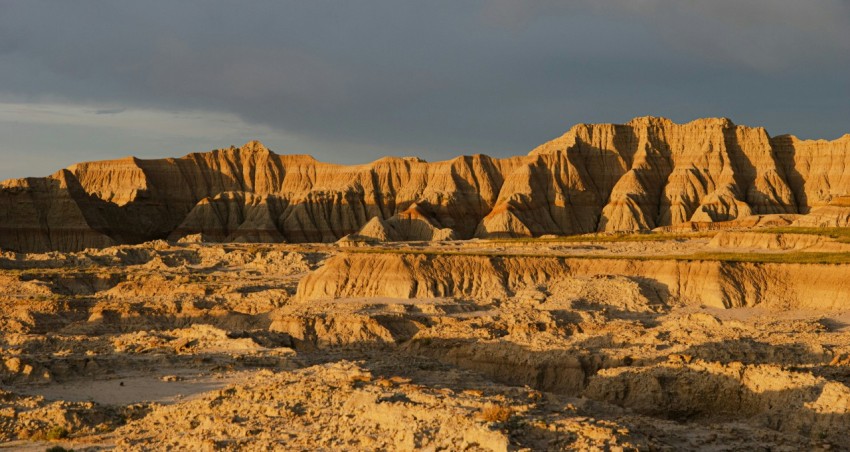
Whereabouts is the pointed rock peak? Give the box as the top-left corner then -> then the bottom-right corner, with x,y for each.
279,154 -> 318,164
240,140 -> 273,155
627,115 -> 674,126
362,215 -> 390,228
49,168 -> 79,189
530,116 -> 745,156
338,216 -> 400,244
358,216 -> 397,241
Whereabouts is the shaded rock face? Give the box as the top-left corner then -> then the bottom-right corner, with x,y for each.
2,118 -> 850,252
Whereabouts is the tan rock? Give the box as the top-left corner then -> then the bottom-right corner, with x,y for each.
2,118 -> 850,252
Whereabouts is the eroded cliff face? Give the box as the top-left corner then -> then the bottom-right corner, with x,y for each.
525,116 -> 798,232
296,252 -> 850,310
2,117 -> 850,252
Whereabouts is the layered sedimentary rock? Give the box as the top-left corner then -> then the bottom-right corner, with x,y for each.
297,252 -> 850,310
2,117 -> 850,252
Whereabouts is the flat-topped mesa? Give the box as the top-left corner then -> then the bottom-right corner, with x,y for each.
3,119 -> 850,252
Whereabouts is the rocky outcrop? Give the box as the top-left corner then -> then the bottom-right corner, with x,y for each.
3,119 -> 850,252
708,231 -> 850,252
297,252 -> 850,310
585,361 -> 850,443
525,117 -> 797,232
0,171 -> 117,252
337,211 -> 456,246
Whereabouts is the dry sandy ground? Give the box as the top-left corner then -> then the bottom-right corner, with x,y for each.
1,233 -> 850,450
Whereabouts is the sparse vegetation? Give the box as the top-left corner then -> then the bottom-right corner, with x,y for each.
486,231 -> 719,243
757,226 -> 850,243
46,425 -> 69,440
671,251 -> 850,264
478,404 -> 514,423
346,246 -> 850,264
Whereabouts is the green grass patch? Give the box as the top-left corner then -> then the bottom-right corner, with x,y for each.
344,247 -> 850,264
755,227 -> 850,243
484,227 -> 850,245
674,251 -> 850,264
483,231 -> 718,243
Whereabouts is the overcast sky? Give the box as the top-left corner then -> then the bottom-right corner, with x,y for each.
1,1 -> 848,180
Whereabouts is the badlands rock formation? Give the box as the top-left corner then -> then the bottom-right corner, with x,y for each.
6,116 -> 850,450
296,252 -> 850,310
3,235 -> 850,450
3,117 -> 850,252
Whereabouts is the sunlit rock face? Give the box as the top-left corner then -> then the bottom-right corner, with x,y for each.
2,118 -> 849,252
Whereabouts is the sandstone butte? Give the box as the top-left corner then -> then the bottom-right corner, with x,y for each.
2,116 -> 850,253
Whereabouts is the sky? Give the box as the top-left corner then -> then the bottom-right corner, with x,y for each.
0,0 -> 848,180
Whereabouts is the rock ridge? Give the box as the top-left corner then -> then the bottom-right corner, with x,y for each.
2,117 -> 850,251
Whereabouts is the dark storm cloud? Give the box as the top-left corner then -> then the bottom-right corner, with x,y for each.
0,0 -> 848,178
94,108 -> 126,115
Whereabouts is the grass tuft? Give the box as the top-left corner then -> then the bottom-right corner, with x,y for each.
478,404 -> 513,423
45,425 -> 69,440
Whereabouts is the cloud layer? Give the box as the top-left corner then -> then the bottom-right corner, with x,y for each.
0,1 -> 848,179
